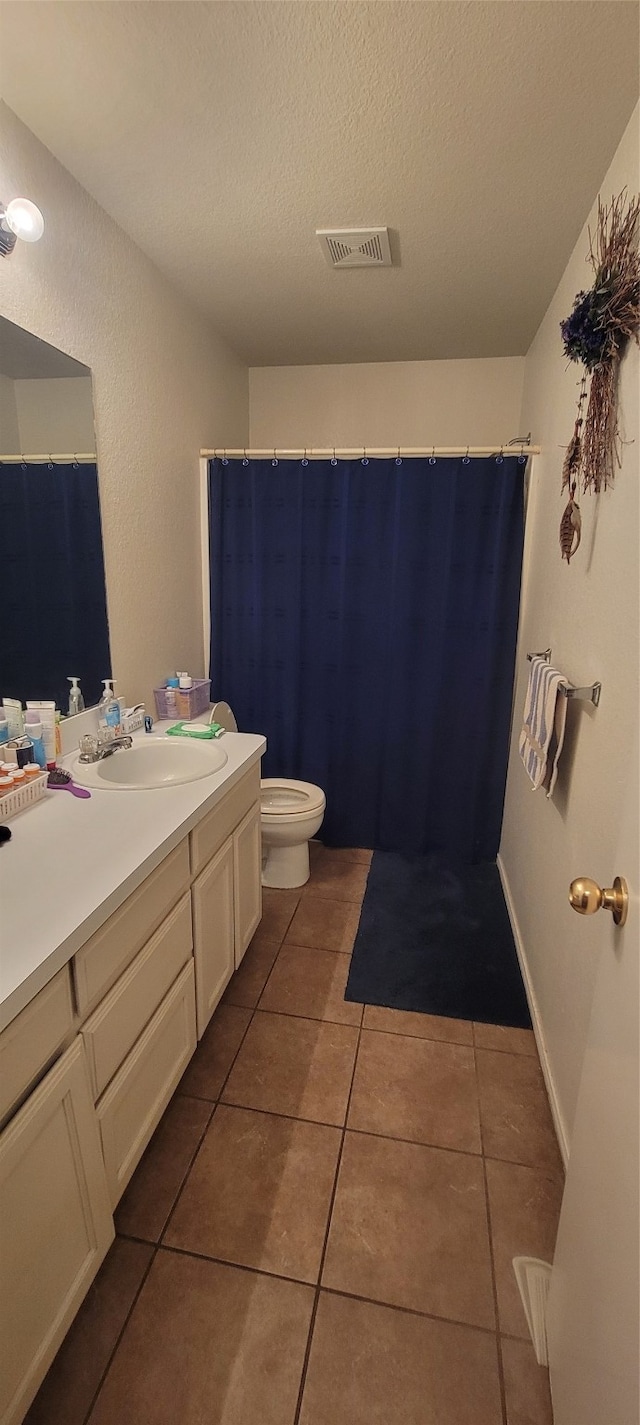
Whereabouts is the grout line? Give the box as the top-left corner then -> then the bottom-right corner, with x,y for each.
80,1239 -> 157,1425
473,1038 -> 508,1425
155,1241 -> 501,1338
158,1000 -> 258,1247
292,993 -> 365,1425
213,1102 -> 485,1157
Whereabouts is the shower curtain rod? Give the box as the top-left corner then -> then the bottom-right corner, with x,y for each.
201,444 -> 539,459
0,452 -> 97,462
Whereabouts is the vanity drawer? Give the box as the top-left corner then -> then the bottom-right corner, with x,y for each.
190,764 -> 260,876
96,960 -> 197,1207
0,968 -> 74,1125
73,840 -> 190,1016
81,892 -> 193,1100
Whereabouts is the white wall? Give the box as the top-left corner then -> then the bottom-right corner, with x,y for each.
499,107 -> 639,1154
0,102 -> 248,708
249,357 -> 525,448
14,376 -> 95,452
0,371 -> 20,449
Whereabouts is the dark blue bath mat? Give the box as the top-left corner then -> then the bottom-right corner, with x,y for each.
345,852 -> 531,1028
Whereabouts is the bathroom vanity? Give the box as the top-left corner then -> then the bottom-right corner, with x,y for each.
0,730 -> 264,1425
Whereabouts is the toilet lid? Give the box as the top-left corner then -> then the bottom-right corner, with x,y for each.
260,778 -> 325,815
210,701 -> 238,732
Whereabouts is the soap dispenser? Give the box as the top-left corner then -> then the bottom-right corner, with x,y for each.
67,676 -> 85,717
99,679 -> 121,737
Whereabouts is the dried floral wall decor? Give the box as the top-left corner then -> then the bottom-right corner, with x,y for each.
558,189 -> 639,562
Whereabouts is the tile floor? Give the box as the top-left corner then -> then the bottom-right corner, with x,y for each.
27,843 -> 563,1425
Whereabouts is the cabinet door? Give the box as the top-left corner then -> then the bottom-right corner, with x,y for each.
192,838 -> 235,1037
0,1038 -> 114,1425
233,802 -> 262,968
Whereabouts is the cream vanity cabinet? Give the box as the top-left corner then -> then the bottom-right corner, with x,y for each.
0,972 -> 114,1425
0,757 -> 262,1424
190,764 -> 262,1035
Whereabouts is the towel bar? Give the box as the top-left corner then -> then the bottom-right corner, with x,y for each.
526,650 -> 601,707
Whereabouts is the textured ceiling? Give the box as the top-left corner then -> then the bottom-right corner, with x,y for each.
1,1 -> 638,366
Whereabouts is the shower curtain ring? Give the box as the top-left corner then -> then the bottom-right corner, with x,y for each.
47,454 -> 54,469
462,446 -> 470,465
429,445 -> 437,465
395,446 -> 402,465
302,448 -> 309,467
496,445 -> 504,465
222,448 -> 229,465
331,448 -> 338,466
72,453 -> 80,469
272,448 -> 279,466
361,446 -> 369,466
242,449 -> 249,466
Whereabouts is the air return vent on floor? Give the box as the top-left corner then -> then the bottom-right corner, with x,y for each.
316,227 -> 392,268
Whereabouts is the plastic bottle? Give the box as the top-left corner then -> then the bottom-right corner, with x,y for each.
24,714 -> 47,769
0,716 -> 8,746
98,679 -> 120,738
67,676 -> 85,716
165,676 -> 179,719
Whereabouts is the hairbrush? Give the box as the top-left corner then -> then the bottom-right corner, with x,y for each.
47,768 -> 91,799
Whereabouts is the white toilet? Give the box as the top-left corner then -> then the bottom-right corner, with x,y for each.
210,703 -> 326,888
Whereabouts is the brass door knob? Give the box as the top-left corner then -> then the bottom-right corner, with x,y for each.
569,876 -> 629,927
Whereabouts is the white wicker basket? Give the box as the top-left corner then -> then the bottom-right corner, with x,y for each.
0,772 -> 49,820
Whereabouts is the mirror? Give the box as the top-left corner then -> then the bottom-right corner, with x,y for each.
0,317 -> 111,713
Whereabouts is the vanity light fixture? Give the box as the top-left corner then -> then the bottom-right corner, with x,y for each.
0,198 -> 45,257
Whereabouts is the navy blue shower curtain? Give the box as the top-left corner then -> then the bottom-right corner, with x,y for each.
209,456 -> 523,861
0,461 -> 111,709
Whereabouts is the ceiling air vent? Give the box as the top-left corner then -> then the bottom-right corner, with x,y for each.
316,227 -> 392,269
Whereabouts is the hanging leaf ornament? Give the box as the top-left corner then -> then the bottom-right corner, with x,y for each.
559,486 -> 582,564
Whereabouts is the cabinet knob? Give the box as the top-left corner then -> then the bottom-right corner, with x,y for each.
569,876 -> 629,927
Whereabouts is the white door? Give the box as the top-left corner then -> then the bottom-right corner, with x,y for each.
547,728 -> 639,1425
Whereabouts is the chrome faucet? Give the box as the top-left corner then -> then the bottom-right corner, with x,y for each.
78,733 -> 133,763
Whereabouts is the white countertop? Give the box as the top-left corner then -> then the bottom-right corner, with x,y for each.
0,724 -> 266,1032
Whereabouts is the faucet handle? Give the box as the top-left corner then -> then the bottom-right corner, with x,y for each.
79,734 -> 99,762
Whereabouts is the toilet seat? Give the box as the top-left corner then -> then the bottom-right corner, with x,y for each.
260,778 -> 325,817
210,701 -> 238,732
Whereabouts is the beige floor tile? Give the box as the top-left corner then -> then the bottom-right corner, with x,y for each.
284,897 -> 362,954
310,843 -> 372,867
115,1095 -> 212,1242
322,1132 -> 495,1328
486,1159 -> 564,1337
304,854 -> 370,902
474,1023 -> 537,1057
299,1292 -> 502,1425
363,1003 -> 474,1044
259,944 -> 363,1026
25,1238 -> 153,1425
348,1030 -> 481,1153
222,937 -> 280,1008
259,887 -> 302,941
88,1251 -> 313,1425
501,1336 -> 554,1425
178,1003 -> 251,1100
165,1104 -> 341,1282
222,1011 -> 359,1124
476,1050 -> 563,1173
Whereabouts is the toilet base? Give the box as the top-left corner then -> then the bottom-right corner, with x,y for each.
262,840 -> 310,889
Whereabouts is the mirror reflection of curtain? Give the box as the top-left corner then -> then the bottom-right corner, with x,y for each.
0,461 -> 111,709
209,456 -> 523,862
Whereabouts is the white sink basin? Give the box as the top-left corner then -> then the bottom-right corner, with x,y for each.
71,736 -> 228,791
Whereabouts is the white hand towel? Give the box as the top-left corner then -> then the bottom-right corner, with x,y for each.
519,656 -> 568,795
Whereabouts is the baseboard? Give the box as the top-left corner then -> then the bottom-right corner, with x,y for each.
496,853 -> 570,1169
